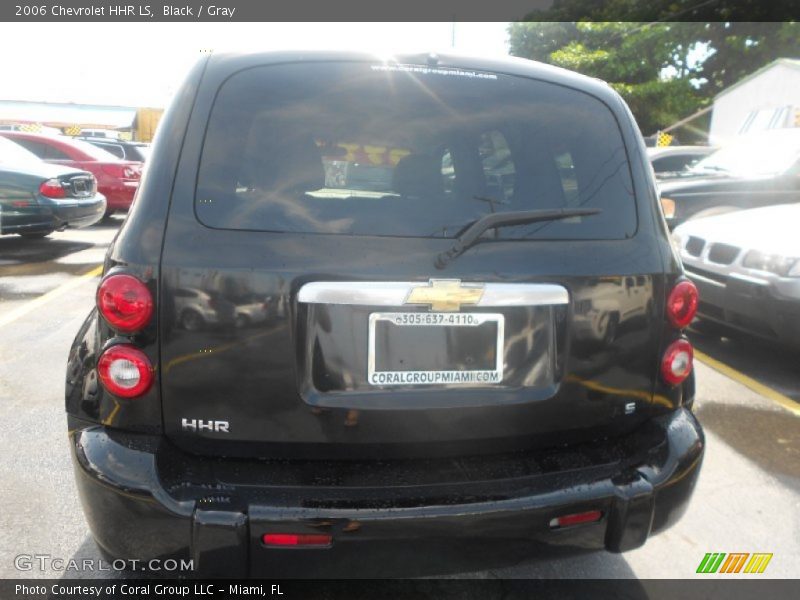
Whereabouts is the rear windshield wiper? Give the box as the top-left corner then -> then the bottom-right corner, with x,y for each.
435,207 -> 602,269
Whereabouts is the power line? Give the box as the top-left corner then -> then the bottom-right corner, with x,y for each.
605,0 -> 723,43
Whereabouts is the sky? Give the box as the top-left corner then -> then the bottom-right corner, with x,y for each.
0,22 -> 510,108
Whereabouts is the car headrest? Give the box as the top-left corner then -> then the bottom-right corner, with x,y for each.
392,153 -> 444,199
248,130 -> 325,194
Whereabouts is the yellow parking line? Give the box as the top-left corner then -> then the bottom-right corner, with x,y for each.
695,349 -> 800,417
565,374 -> 673,408
0,265 -> 103,329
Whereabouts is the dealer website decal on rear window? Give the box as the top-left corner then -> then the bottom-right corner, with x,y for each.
370,64 -> 498,80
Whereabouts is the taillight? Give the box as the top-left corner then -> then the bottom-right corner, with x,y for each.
102,163 -> 141,180
666,280 -> 698,328
123,165 -> 141,179
661,339 -> 693,386
97,345 -> 153,398
96,274 -> 153,333
262,533 -> 332,547
549,510 -> 603,529
39,179 -> 66,198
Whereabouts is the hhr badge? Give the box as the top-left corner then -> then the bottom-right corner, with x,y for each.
182,418 -> 230,433
404,279 -> 485,312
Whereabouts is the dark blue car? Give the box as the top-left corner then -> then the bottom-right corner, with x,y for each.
0,136 -> 106,238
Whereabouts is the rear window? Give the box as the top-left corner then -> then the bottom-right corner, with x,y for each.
0,136 -> 42,166
92,142 -> 125,159
66,138 -> 120,161
652,154 -> 702,173
196,62 -> 636,239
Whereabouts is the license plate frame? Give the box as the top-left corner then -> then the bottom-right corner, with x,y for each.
367,312 -> 505,386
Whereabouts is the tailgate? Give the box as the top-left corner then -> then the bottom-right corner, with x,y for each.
159,232 -> 667,459
157,56 -> 668,459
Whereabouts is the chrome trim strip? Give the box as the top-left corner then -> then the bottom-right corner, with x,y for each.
298,281 -> 569,306
683,270 -> 725,288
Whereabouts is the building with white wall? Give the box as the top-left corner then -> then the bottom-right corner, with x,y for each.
709,59 -> 800,145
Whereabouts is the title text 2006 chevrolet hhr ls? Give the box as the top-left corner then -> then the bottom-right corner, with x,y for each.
66,52 -> 703,577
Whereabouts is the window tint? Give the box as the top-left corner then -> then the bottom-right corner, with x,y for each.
13,138 -> 48,158
479,131 -> 515,207
42,144 -> 71,160
94,143 -> 125,159
0,137 -> 42,166
440,149 -> 456,197
652,155 -> 694,173
62,137 -> 119,161
554,151 -> 579,206
196,63 -> 637,240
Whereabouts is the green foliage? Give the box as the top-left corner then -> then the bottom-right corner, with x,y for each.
524,0 -> 799,21
507,20 -> 798,136
691,22 -> 800,95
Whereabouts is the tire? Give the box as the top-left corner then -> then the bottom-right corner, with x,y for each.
18,230 -> 53,239
180,309 -> 205,332
101,209 -> 116,222
235,314 -> 250,328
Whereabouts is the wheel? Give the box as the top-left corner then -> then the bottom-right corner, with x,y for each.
101,209 -> 116,222
18,230 -> 53,239
180,309 -> 205,332
235,314 -> 250,328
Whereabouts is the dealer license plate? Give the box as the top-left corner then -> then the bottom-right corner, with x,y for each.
367,312 -> 504,386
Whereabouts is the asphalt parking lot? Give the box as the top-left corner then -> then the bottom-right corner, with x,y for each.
0,220 -> 798,580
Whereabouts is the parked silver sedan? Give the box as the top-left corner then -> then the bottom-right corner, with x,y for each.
673,203 -> 800,345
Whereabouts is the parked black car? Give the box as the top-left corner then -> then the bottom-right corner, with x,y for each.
0,136 -> 105,238
658,129 -> 800,228
77,137 -> 150,162
66,51 -> 703,577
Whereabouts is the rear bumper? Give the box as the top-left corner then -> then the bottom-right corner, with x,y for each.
0,194 -> 106,234
69,408 -> 704,577
101,183 -> 137,211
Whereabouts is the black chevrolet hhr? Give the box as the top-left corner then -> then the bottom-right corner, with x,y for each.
66,51 -> 703,577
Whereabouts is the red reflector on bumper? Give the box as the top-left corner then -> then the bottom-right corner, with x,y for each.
262,533 -> 332,547
549,510 -> 603,529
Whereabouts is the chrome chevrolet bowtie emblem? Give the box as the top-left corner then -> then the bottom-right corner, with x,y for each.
404,279 -> 485,312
